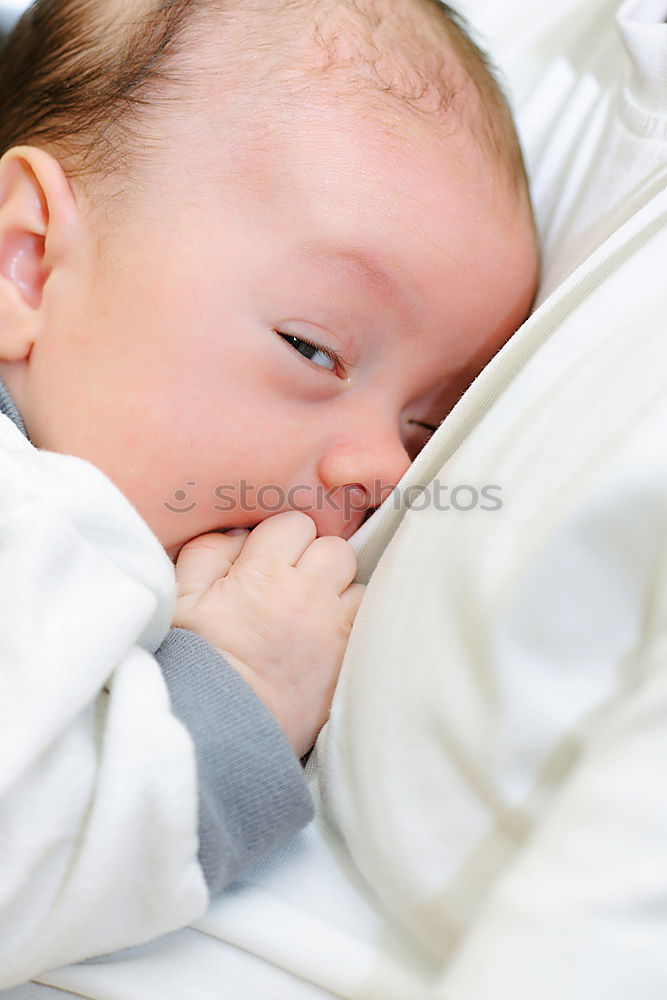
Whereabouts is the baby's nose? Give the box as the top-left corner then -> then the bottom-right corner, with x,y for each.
318,430 -> 412,507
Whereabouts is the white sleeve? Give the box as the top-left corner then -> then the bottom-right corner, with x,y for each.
0,417 -> 208,989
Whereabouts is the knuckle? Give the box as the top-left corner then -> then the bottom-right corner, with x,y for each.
315,535 -> 356,566
238,556 -> 281,589
326,535 -> 352,555
282,510 -> 313,525
337,538 -> 357,569
269,510 -> 315,531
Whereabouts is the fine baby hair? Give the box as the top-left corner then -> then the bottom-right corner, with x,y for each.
0,0 -> 529,207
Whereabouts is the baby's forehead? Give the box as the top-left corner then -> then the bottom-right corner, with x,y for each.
165,0 -> 517,198
169,0 -> 466,131
171,4 -> 470,168
5,0 -> 521,240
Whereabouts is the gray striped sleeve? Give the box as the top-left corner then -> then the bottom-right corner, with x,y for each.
154,628 -> 314,894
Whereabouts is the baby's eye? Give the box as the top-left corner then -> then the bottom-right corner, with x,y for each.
409,420 -> 439,438
277,332 -> 338,373
404,420 -> 440,461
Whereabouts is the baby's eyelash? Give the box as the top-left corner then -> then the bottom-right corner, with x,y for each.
276,332 -> 346,375
409,420 -> 439,434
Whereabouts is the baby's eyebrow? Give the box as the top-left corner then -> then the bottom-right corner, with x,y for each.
298,243 -> 415,322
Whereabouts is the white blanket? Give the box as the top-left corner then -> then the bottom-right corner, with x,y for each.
11,0 -> 667,996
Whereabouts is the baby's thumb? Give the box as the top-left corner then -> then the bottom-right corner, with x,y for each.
175,530 -> 250,602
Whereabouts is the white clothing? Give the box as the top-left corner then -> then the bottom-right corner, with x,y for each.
0,414 -> 208,988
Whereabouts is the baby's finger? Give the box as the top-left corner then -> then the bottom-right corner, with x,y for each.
175,530 -> 249,597
295,536 -> 357,595
237,511 -> 317,568
339,582 -> 366,623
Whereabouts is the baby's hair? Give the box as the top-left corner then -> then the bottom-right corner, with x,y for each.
0,0 -> 528,201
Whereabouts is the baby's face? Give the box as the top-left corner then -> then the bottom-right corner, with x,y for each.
7,97 -> 538,560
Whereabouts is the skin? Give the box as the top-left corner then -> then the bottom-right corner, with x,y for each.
0,97 -> 538,560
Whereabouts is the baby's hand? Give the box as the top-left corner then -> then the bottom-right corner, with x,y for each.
173,512 -> 365,758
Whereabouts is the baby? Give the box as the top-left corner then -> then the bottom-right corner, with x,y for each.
0,0 -> 538,982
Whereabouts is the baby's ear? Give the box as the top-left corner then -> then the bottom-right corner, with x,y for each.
0,147 -> 77,361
